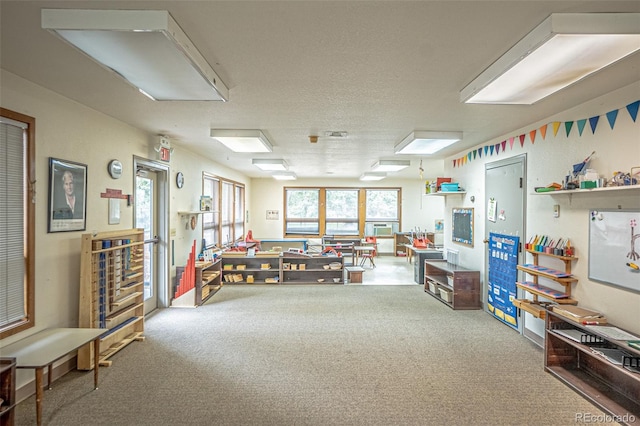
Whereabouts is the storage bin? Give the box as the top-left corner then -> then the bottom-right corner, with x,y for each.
440,183 -> 459,192
446,275 -> 454,286
439,288 -> 453,302
428,280 -> 438,294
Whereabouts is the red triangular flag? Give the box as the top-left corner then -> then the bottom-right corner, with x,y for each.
501,140 -> 506,152
519,134 -> 525,147
509,137 -> 515,149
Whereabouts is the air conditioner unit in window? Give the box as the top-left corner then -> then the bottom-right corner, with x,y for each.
372,223 -> 392,237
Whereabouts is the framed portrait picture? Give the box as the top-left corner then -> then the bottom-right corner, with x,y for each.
48,157 -> 87,233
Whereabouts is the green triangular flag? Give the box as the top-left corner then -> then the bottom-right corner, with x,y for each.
565,121 -> 574,137
577,119 -> 586,136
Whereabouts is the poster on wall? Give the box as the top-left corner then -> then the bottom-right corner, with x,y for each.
48,157 -> 87,233
589,210 -> 640,293
487,232 -> 520,330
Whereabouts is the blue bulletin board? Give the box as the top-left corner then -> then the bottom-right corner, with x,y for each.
487,232 -> 520,330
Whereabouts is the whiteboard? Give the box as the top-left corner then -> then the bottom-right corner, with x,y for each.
588,210 -> 640,293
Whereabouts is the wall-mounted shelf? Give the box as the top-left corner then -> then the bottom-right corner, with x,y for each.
532,184 -> 639,195
513,249 -> 578,320
424,191 -> 466,197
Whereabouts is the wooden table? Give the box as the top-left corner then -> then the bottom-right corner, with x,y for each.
0,328 -> 106,426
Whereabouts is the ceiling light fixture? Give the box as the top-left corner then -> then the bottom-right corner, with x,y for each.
41,9 -> 229,102
371,160 -> 411,172
252,159 -> 288,171
272,172 -> 297,181
359,172 -> 387,181
394,131 -> 462,155
460,13 -> 640,104
210,130 -> 273,153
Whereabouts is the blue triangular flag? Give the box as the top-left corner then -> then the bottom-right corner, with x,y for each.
477,148 -> 482,158
627,100 -> 639,122
606,110 -> 618,129
489,145 -> 495,155
484,146 -> 489,156
588,116 -> 599,134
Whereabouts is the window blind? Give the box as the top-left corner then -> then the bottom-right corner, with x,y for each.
0,119 -> 26,327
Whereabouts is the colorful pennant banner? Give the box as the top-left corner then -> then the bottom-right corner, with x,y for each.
453,100 -> 638,168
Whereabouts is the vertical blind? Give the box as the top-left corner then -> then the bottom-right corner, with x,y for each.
0,119 -> 26,327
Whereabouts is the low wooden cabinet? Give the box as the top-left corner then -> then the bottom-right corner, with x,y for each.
78,229 -> 145,369
221,253 -> 345,284
0,358 -> 16,426
424,260 -> 481,310
545,309 -> 640,422
281,256 -> 344,284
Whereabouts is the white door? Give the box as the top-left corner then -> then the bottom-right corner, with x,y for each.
134,158 -> 170,314
484,155 -> 528,334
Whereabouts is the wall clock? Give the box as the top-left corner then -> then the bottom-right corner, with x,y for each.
176,172 -> 184,189
108,159 -> 123,179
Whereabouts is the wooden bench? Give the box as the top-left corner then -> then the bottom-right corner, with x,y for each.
0,328 -> 106,426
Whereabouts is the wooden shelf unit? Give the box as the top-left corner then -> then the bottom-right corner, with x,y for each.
424,260 -> 481,310
222,253 -> 282,284
221,253 -> 345,284
514,249 -> 578,319
0,358 -> 16,426
173,260 -> 222,307
393,232 -> 411,256
78,229 -> 145,369
281,255 -> 344,284
545,310 -> 640,422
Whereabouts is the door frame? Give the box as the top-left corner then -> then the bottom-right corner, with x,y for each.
484,154 -> 529,335
133,156 -> 170,310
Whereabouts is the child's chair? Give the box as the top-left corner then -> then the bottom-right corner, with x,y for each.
360,236 -> 378,268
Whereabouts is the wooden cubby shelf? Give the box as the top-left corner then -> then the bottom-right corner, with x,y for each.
78,229 -> 146,369
173,260 -> 223,307
423,260 -> 481,310
514,249 -> 578,319
545,309 -> 640,422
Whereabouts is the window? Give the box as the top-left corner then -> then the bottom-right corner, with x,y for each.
202,173 -> 245,248
0,108 -> 35,338
285,188 -> 320,235
202,174 -> 220,248
326,189 -> 359,235
364,189 -> 400,236
284,187 -> 401,237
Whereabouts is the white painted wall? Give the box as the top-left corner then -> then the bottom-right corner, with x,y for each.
442,82 -> 640,335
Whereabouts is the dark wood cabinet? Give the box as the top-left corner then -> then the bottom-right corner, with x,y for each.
0,358 -> 16,426
424,260 -> 481,310
545,310 -> 640,422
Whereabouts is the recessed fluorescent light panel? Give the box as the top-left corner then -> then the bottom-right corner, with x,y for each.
371,160 -> 410,172
252,159 -> 288,171
394,131 -> 462,155
360,172 -> 387,181
272,172 -> 297,181
41,9 -> 229,101
460,13 -> 640,104
210,130 -> 273,153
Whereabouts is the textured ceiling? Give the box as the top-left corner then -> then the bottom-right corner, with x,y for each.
2,1 -> 639,179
